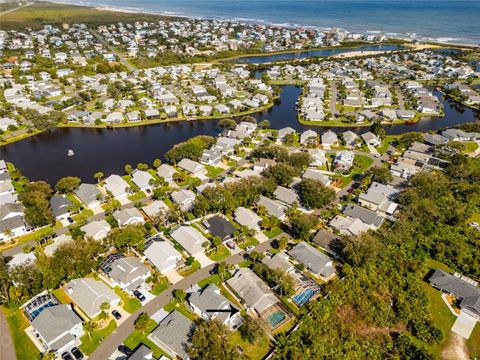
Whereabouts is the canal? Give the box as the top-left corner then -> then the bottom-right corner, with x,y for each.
1,84 -> 478,184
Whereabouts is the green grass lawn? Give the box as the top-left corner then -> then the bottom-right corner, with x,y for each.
52,288 -> 72,304
128,191 -> 147,202
198,274 -> 222,288
462,141 -> 479,153
334,155 -> 374,188
151,277 -> 170,295
123,318 -> 168,358
467,322 -> 480,358
163,300 -> 198,321
207,245 -> 231,261
229,330 -> 271,360
72,207 -> 94,225
0,225 -> 56,252
237,236 -> 259,250
1,306 -> 40,360
80,320 -> 117,355
264,227 -> 283,239
178,260 -> 201,277
377,135 -> 399,154
114,287 -> 142,313
205,165 -> 225,179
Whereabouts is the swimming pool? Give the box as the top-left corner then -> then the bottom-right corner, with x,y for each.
267,311 -> 286,327
293,288 -> 316,306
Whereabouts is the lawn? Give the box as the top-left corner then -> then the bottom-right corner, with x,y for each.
333,155 -> 374,188
114,287 -> 142,313
207,245 -> 231,261
128,191 -> 147,202
0,225 -> 56,252
1,306 -> 40,360
123,318 -> 168,359
151,277 -> 170,295
229,330 -> 271,360
52,288 -> 72,304
462,141 -> 479,153
237,236 -> 259,250
178,260 -> 201,277
205,165 -> 225,179
80,320 -> 117,355
72,207 -> 94,225
198,274 -> 222,288
163,300 -> 198,321
264,227 -> 283,239
467,322 -> 480,358
377,135 -> 399,154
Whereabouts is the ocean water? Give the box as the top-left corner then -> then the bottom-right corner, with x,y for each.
56,0 -> 480,44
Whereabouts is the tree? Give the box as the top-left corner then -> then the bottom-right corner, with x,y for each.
137,163 -> 149,171
19,181 -> 55,227
297,179 -> 336,209
263,163 -> 296,186
365,166 -> 393,185
218,118 -> 237,130
83,321 -> 97,339
124,164 -> 133,175
258,119 -> 271,129
210,236 -> 222,251
288,211 -> 318,240
370,121 -> 386,139
54,177 -> 81,193
153,158 -> 162,168
107,225 -> 146,250
215,262 -> 233,281
188,320 -> 242,360
173,289 -> 187,302
398,132 -> 423,149
134,312 -> 150,334
238,316 -> 265,344
93,172 -> 104,183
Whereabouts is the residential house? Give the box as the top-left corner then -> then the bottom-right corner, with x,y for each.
288,242 -> 335,280
358,182 -> 399,215
142,200 -> 169,219
101,255 -> 151,294
205,216 -> 237,241
273,186 -> 299,207
49,195 -> 72,221
131,169 -> 155,193
157,164 -> 177,182
80,220 -> 111,241
333,151 -> 354,172
302,168 -> 331,186
113,207 -> 145,227
361,132 -> 381,147
321,130 -> 338,146
64,278 -> 120,318
343,204 -> 384,229
329,215 -> 370,236
177,159 -> 205,177
75,183 -> 103,209
170,225 -> 208,257
257,195 -> 287,219
144,237 -> 182,274
234,207 -> 262,231
104,174 -> 130,199
171,189 -> 196,212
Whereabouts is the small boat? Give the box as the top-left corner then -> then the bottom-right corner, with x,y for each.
67,149 -> 75,157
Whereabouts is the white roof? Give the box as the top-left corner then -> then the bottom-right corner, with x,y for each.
170,226 -> 207,256
104,174 -> 130,197
144,241 -> 182,273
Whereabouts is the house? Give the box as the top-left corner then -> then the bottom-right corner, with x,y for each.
126,111 -> 141,122
300,130 -> 318,145
145,109 -> 160,120
8,252 -> 36,267
0,117 -> 18,131
144,237 -> 182,273
396,109 -> 415,120
105,112 -> 124,124
75,183 -> 103,209
188,284 -> 242,329
361,132 -> 381,147
329,215 -> 370,236
170,225 -> 208,257
43,234 -> 73,257
205,216 -> 237,240
49,195 -> 72,221
342,131 -> 359,148
200,148 -> 222,166
126,344 -> 158,360
177,159 -> 205,176
288,242 -> 335,280
358,182 -> 399,215
64,278 -> 120,318
302,169 -> 331,186
277,127 -> 296,140
157,164 -> 177,182
428,269 -> 480,320
30,304 -> 84,355
113,207 -> 145,227
104,174 -> 130,199
0,204 -> 27,242
321,130 -> 338,146
333,151 -> 354,172
226,268 -> 279,316
257,196 -> 287,219
131,169 -> 155,193
274,186 -> 299,207
142,200 -> 169,219
253,158 -> 276,173
343,204 -> 384,229
80,220 -> 111,241
171,189 -> 196,212
148,310 -> 195,360
234,207 -> 262,231
100,255 -> 151,294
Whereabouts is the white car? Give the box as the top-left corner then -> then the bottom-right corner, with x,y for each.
245,245 -> 255,251
469,222 -> 479,227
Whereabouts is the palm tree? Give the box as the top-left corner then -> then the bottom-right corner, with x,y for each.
83,321 -> 97,339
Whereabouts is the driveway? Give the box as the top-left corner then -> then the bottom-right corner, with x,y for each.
451,311 -> 477,339
164,269 -> 183,284
89,240 -> 274,360
195,253 -> 214,267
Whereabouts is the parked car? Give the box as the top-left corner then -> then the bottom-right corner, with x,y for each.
118,345 -> 132,356
225,240 -> 235,250
133,290 -> 146,301
245,245 -> 255,251
112,310 -> 122,320
470,222 -> 479,227
61,352 -> 73,360
71,347 -> 84,360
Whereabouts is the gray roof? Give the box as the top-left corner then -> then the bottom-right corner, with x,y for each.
144,240 -> 182,273
234,207 -> 261,229
188,284 -> 236,323
113,207 -> 144,226
0,214 -> 24,232
262,252 -> 293,273
157,164 -> 177,179
288,242 -> 335,278
64,278 -> 119,318
107,256 -> 150,285
226,268 -> 277,314
149,310 -> 195,360
257,196 -> 287,218
429,269 -> 480,317
127,344 -> 156,360
170,225 -> 207,256
274,186 -> 299,206
31,304 -> 82,344
178,158 -> 204,174
50,195 -> 72,217
302,169 -> 331,186
75,183 -> 103,206
343,204 -> 385,228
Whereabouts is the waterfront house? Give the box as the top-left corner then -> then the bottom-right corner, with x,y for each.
342,131 -> 359,148
177,158 -> 205,177
131,169 -> 155,193
234,207 -> 262,231
145,108 -> 160,120
321,130 -> 338,146
288,242 -> 335,280
300,130 -> 318,145
104,174 -> 130,199
361,132 -> 381,147
74,183 -> 103,209
156,164 -> 177,182
278,127 -> 296,141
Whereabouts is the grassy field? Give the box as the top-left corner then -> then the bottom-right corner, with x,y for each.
1,306 -> 40,360
207,245 -> 231,261
0,2 -> 179,30
80,320 -> 117,355
462,141 -> 479,153
229,331 -> 271,360
178,260 -> 201,277
114,287 -> 142,314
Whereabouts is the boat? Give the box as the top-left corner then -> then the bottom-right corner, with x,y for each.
67,149 -> 75,157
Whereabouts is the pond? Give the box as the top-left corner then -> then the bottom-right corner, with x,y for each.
1,85 -> 478,184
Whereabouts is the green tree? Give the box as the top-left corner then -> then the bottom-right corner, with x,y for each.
288,211 -> 318,240
124,164 -> 133,174
153,158 -> 162,168
174,289 -> 187,302
54,176 -> 81,193
238,316 -> 265,344
218,118 -> 237,130
297,179 -> 336,209
258,119 -> 271,129
107,225 -> 146,250
189,320 -> 242,360
93,172 -> 104,183
134,312 -> 150,334
365,166 -> 393,185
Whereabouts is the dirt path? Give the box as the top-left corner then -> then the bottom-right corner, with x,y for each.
441,333 -> 470,360
0,309 -> 16,360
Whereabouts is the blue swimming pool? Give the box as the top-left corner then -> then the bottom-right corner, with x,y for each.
293,288 -> 316,306
267,311 -> 286,327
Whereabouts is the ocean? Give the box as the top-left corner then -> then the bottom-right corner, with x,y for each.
54,0 -> 480,45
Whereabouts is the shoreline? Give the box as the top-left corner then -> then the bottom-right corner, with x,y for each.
43,0 -> 479,48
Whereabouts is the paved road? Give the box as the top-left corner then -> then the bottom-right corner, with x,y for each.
0,309 -> 16,360
329,81 -> 338,116
89,240 -> 274,360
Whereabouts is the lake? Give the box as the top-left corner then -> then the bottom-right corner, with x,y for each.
1,85 -> 478,184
